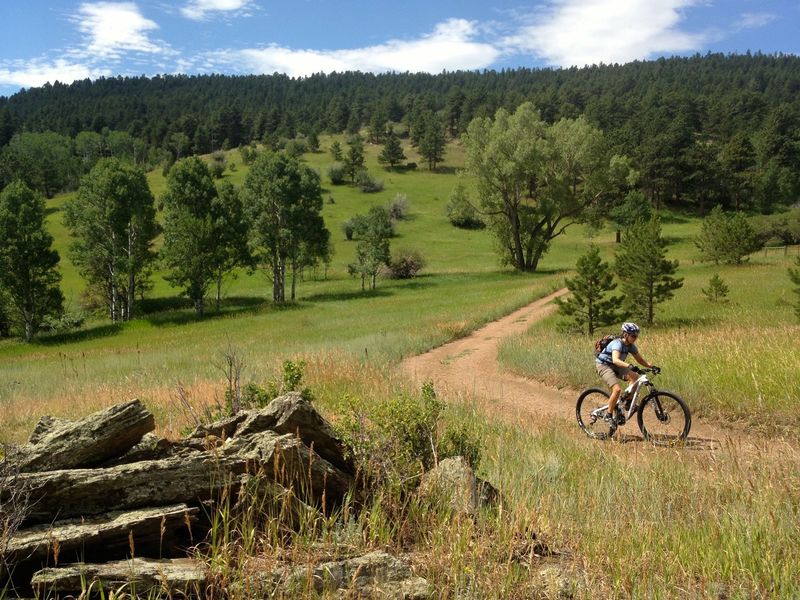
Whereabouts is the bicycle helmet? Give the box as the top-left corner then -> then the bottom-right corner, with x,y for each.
621,322 -> 640,335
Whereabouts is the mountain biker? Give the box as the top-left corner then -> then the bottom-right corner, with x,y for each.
595,322 -> 659,426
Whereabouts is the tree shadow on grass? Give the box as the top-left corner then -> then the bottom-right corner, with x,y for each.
303,288 -> 395,303
34,322 -> 124,346
142,296 -> 274,326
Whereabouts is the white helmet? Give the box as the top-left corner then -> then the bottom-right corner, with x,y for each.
621,322 -> 640,335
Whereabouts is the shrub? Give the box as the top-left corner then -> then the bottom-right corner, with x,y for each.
341,214 -> 367,240
210,151 -> 226,179
355,169 -> 383,193
387,194 -> 409,221
284,138 -> 307,158
40,310 -> 86,333
389,248 -> 425,279
334,382 -> 484,491
327,163 -> 346,185
446,184 -> 484,229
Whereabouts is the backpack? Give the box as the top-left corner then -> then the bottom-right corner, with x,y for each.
594,334 -> 618,358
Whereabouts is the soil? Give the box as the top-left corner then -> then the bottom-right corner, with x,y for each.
400,289 -> 785,452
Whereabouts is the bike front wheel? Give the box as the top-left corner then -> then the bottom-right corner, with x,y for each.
576,388 -> 615,440
637,391 -> 691,445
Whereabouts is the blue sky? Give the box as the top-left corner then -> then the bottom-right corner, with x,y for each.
1,0 -> 798,98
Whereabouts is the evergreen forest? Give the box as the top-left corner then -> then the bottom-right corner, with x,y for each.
2,52 -> 800,214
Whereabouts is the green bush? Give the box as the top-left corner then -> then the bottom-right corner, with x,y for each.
355,169 -> 383,193
327,163 -> 346,185
389,248 -> 425,279
446,184 -> 484,229
334,382 -> 483,491
387,193 -> 409,221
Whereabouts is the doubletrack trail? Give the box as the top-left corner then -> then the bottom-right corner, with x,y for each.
400,289 -> 775,452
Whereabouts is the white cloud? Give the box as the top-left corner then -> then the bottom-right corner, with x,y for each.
181,0 -> 255,21
0,58 -> 111,90
207,18 -> 500,77
505,0 -> 708,67
736,12 -> 777,30
73,2 -> 171,59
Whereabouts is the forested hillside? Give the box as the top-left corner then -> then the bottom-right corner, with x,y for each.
2,52 -> 800,212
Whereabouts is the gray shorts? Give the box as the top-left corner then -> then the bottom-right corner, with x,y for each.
596,362 -> 631,389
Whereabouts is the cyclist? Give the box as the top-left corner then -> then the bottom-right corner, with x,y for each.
596,322 -> 659,426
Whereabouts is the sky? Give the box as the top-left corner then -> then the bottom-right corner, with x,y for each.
1,0 -> 799,98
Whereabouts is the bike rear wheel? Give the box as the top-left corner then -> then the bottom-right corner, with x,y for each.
637,391 -> 691,445
576,388 -> 615,440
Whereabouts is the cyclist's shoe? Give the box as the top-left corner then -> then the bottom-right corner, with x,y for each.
602,412 -> 615,427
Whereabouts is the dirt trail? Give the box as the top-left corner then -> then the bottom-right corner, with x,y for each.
400,289 -> 746,450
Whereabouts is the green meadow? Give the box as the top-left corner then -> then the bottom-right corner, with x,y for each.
2,138 -> 799,597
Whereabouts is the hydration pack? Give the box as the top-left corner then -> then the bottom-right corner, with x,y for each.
594,334 -> 618,358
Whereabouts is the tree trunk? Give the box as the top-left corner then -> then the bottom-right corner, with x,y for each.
615,229 -> 621,244
510,209 -> 525,271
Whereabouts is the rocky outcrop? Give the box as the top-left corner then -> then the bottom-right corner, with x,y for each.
0,394 -> 357,597
247,551 -> 429,599
30,558 -> 206,598
417,456 -> 501,516
10,400 -> 155,473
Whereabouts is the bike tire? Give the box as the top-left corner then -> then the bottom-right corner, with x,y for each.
576,388 -> 616,440
637,391 -> 691,445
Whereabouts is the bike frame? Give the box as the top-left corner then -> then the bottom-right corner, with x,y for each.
591,372 -> 656,425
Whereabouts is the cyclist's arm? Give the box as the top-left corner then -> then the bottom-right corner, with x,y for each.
630,352 -> 653,368
610,350 -> 630,369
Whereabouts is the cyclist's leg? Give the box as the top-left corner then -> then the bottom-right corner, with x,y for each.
597,363 -> 622,417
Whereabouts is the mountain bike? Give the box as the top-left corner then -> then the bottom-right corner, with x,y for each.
576,367 -> 691,445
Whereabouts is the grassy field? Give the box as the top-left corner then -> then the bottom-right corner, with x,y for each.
2,138 -> 799,598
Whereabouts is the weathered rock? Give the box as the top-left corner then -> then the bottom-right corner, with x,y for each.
100,432 -> 174,465
188,412 -> 248,442
189,394 -> 353,475
30,558 -> 206,597
236,393 -> 354,474
16,431 -> 353,524
417,456 -> 501,516
10,400 -> 155,473
262,552 -> 429,599
6,504 -> 199,570
27,416 -> 68,445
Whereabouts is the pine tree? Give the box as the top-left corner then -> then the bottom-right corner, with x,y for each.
695,205 -> 762,264
701,274 -> 730,303
616,217 -> 684,325
377,129 -> 406,169
556,245 -> 620,335
0,181 -> 64,341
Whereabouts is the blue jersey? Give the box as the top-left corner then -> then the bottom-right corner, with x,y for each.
596,338 -> 638,365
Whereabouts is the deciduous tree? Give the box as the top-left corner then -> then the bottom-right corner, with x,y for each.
64,158 -> 158,322
243,152 -> 328,302
0,181 -> 64,341
464,103 -> 628,272
161,157 -> 219,316
348,206 -> 392,290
